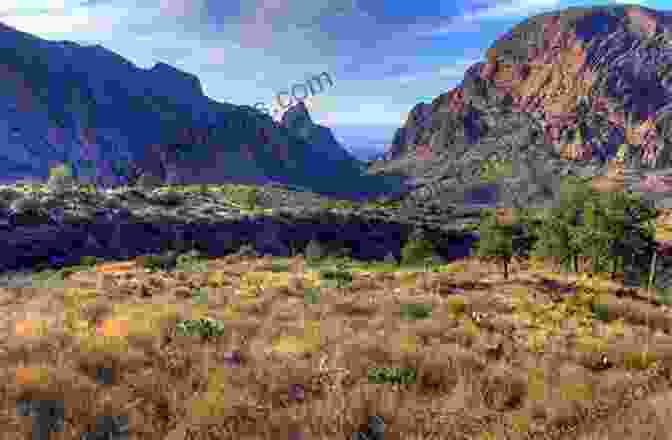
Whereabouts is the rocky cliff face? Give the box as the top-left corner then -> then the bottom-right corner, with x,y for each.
0,21 -> 402,197
377,5 -> 672,205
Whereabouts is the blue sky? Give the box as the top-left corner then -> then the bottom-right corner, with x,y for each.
1,0 -> 670,151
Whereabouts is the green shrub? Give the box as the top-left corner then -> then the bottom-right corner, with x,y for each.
479,159 -> 514,183
268,262 -> 290,273
175,317 -> 225,340
590,302 -> 611,322
319,268 -> 352,288
245,187 -> 260,209
656,287 -> 672,306
303,287 -> 321,305
136,252 -> 178,272
367,366 -> 417,385
401,236 -> 435,266
191,288 -> 209,305
176,250 -> 207,272
399,303 -> 432,320
79,256 -> 102,267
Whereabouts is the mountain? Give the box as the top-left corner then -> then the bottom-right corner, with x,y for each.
279,101 -> 358,163
0,21 -> 404,198
371,5 -> 672,209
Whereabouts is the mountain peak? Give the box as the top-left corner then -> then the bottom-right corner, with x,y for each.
281,101 -> 313,126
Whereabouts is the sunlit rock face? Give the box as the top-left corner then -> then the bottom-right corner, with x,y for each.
383,5 -> 672,174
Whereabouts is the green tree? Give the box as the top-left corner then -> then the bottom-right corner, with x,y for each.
473,209 -> 514,280
589,191 -> 657,282
531,176 -> 597,273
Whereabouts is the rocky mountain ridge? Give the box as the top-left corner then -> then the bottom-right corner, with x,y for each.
371,5 -> 672,209
0,20 -> 404,198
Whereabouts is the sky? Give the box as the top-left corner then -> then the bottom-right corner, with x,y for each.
0,0 -> 670,152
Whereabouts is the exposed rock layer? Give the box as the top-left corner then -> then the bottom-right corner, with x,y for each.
374,5 -> 672,207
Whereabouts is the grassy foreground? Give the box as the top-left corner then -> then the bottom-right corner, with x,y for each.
1,246 -> 672,439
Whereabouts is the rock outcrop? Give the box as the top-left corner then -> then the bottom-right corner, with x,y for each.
375,5 -> 672,207
280,102 -> 358,163
0,21 -> 403,198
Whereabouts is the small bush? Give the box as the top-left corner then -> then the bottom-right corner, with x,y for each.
268,262 -> 290,273
80,256 -> 102,267
303,287 -> 321,305
591,302 -> 611,322
399,303 -> 432,320
656,287 -> 672,306
136,252 -> 178,272
175,317 -> 225,340
191,288 -> 209,305
446,297 -> 467,316
319,268 -> 353,288
401,237 -> 436,266
367,366 -> 417,385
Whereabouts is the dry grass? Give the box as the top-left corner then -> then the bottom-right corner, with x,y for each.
2,249 -> 672,439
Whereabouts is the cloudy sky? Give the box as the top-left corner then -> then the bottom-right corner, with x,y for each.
0,0 -> 669,152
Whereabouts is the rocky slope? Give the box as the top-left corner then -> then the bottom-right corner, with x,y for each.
0,21 -> 403,198
370,5 -> 672,209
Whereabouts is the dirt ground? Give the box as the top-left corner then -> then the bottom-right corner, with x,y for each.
2,243 -> 672,440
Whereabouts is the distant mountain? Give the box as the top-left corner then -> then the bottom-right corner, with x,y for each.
0,21 -> 404,198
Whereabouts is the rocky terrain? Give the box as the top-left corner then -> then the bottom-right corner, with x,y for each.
369,4 -> 672,211
0,21 -> 404,197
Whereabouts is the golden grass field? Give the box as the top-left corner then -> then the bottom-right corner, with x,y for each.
2,239 -> 672,440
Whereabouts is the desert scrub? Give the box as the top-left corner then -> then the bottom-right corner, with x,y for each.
190,288 -> 209,305
136,252 -> 178,272
268,262 -> 290,272
174,317 -> 225,341
303,287 -> 321,305
401,236 -> 436,266
478,159 -> 514,183
318,268 -> 353,288
445,296 -> 467,317
622,349 -> 658,370
367,366 -> 417,385
399,302 -> 432,320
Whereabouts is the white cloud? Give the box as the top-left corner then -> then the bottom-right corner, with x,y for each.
420,0 -> 563,36
461,0 -> 562,21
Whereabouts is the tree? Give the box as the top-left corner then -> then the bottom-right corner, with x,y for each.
473,209 -> 514,280
531,176 -> 596,273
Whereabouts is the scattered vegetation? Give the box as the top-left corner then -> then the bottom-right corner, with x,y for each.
478,158 -> 514,183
